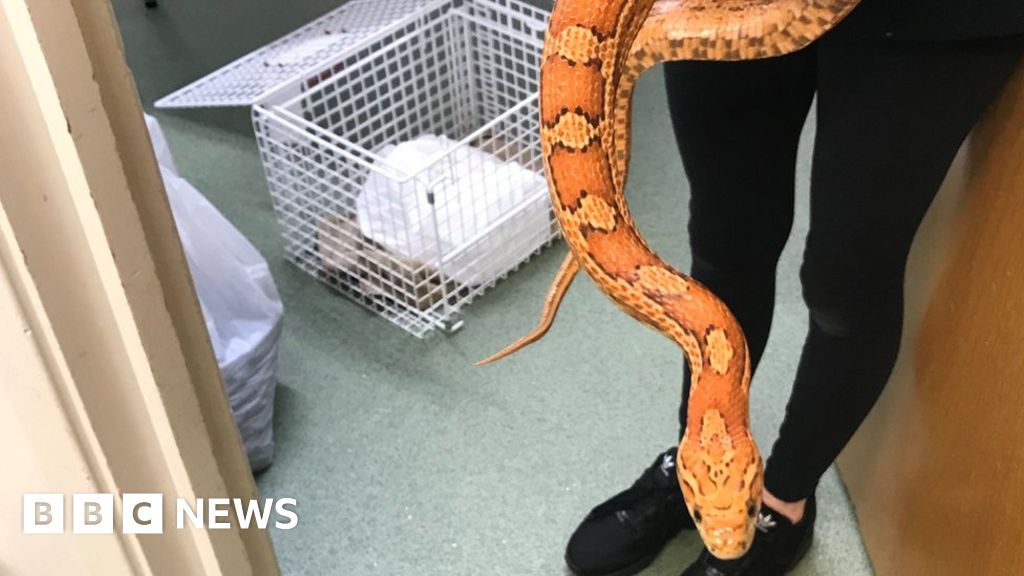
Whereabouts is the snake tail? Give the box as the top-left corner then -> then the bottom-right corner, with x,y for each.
476,252 -> 579,366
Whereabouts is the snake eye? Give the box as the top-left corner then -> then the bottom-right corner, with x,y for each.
693,507 -> 703,524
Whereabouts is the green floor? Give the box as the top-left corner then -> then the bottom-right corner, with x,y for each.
113,1 -> 874,574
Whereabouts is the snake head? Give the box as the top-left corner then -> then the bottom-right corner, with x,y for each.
677,413 -> 763,560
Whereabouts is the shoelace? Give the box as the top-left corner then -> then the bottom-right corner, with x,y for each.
700,550 -> 748,576
614,452 -> 679,532
615,500 -> 664,532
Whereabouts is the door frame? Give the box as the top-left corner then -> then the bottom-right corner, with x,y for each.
0,0 -> 279,573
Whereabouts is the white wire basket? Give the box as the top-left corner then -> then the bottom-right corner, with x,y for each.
252,0 -> 556,337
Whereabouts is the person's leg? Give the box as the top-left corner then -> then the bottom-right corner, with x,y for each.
763,34 -> 1024,515
664,49 -> 816,434
681,33 -> 1024,576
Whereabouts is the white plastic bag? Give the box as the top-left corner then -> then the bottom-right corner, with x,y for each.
356,134 -> 550,286
146,115 -> 283,472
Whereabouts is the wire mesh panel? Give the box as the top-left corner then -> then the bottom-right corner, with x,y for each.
155,0 -> 446,108
254,0 -> 555,337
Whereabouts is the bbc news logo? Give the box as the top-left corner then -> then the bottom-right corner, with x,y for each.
23,493 -> 298,534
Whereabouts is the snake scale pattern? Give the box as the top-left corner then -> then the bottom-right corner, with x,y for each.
480,0 -> 860,559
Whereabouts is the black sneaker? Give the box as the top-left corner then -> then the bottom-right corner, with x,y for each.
565,448 -> 697,576
679,494 -> 817,576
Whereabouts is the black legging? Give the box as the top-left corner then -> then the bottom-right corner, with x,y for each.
665,31 -> 1024,502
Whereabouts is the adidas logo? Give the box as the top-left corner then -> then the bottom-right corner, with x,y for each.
659,453 -> 675,476
756,512 -> 778,533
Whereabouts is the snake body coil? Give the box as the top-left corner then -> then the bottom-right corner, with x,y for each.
481,0 -> 859,559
